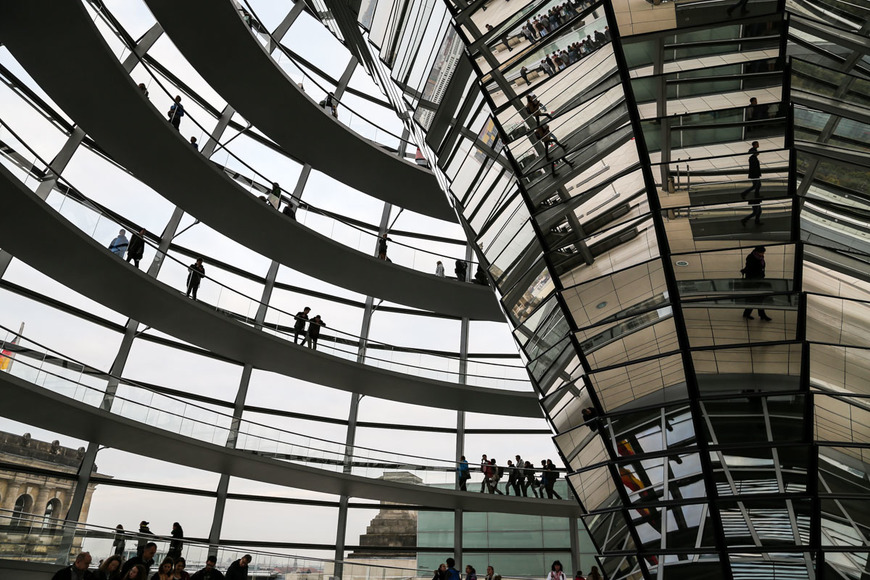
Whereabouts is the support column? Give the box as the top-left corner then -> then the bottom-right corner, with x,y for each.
0,126 -> 84,277
334,57 -> 358,100
208,259 -> 281,547
569,515 -> 581,576
333,200 -> 392,577
453,244 -> 472,567
268,1 -> 307,53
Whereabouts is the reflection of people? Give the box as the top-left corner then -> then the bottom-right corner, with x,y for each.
741,246 -> 772,321
740,142 -> 762,225
726,0 -> 750,16
582,407 -> 599,431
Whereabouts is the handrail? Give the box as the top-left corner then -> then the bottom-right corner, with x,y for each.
0,121 -> 526,387
0,509 -> 554,579
84,2 -> 484,276
236,0 -> 409,146
0,334 -> 570,489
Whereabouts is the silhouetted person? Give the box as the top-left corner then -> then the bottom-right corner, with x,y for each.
294,307 -> 310,344
520,66 -> 531,84
378,233 -> 391,261
740,142 -> 761,199
305,315 -> 325,349
186,258 -> 205,300
741,246 -> 771,321
282,203 -> 296,220
126,229 -> 145,268
506,459 -> 522,495
138,83 -> 149,99
545,459 -> 562,499
136,521 -> 151,557
225,555 -> 251,580
108,229 -> 129,256
582,407 -> 599,431
523,460 -> 539,497
112,525 -> 126,556
189,136 -> 198,151
455,259 -> 467,281
474,262 -> 488,285
435,260 -> 445,277
167,522 -> 184,560
747,97 -> 768,121
168,95 -> 185,130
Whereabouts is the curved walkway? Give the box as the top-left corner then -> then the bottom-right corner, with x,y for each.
0,163 -> 539,417
0,371 -> 577,517
0,0 -> 502,321
143,0 -> 455,222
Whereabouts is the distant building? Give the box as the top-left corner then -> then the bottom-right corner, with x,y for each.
0,431 -> 102,562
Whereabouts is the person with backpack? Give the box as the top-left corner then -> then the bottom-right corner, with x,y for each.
505,459 -> 522,495
523,460 -> 540,498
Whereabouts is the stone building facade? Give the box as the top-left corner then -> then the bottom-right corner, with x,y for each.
0,431 -> 101,561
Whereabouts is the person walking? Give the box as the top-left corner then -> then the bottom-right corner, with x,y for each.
168,96 -> 185,130
126,229 -> 145,268
305,315 -> 325,350
294,307 -> 310,344
109,229 -> 129,257
436,260 -> 445,277
741,246 -> 772,321
545,459 -> 563,499
112,524 -> 126,556
189,136 -> 199,151
524,460 -> 539,497
505,459 -> 522,496
487,458 -> 504,494
457,455 -> 471,491
167,522 -> 184,560
479,454 -> 489,492
185,258 -> 205,300
740,141 -> 762,200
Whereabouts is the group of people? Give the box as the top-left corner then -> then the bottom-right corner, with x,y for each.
292,306 -> 327,350
108,229 -> 147,269
54,518 -> 253,580
53,551 -> 250,580
434,559 -> 602,580
532,28 -> 610,80
457,455 -> 564,499
524,94 -> 572,177
449,259 -> 488,284
517,0 -> 599,46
